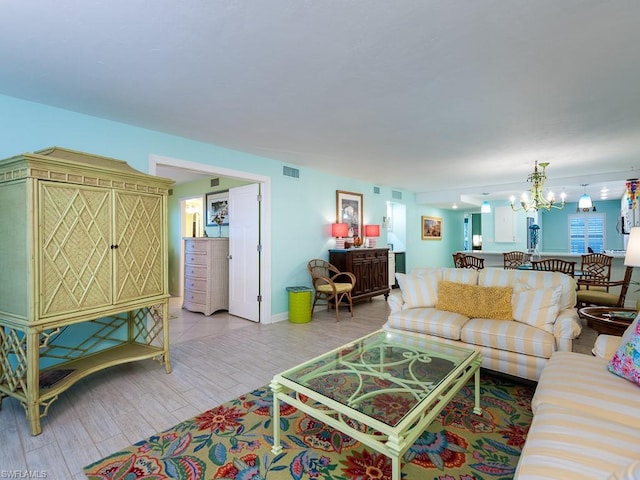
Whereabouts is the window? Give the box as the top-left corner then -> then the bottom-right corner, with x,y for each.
569,214 -> 605,253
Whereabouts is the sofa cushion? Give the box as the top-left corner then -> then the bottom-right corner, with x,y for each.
460,318 -> 556,358
515,403 -> 640,480
609,461 -> 640,480
385,307 -> 469,341
608,316 -> 640,386
511,283 -> 561,334
395,271 -> 441,308
533,351 -> 640,429
441,268 -> 479,285
436,281 -> 513,320
479,268 -> 576,310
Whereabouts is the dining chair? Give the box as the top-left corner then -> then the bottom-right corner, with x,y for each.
531,258 -> 576,277
503,251 -> 529,270
578,253 -> 613,292
307,259 -> 356,321
452,253 -> 485,270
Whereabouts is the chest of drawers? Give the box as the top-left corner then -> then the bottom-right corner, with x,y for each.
183,237 -> 229,315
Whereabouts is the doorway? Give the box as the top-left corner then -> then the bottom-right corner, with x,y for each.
148,154 -> 271,324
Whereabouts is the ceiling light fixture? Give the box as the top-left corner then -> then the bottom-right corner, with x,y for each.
577,184 -> 595,212
510,161 -> 566,212
480,194 -> 491,213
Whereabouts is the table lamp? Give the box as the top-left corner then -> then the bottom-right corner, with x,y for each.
364,224 -> 380,248
332,223 -> 349,249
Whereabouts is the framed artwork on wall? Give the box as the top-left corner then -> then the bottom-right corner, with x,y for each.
421,216 -> 442,240
205,191 -> 229,226
336,190 -> 363,238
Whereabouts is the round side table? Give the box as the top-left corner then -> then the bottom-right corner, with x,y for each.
578,306 -> 636,336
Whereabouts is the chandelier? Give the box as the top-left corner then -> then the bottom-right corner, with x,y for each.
510,161 -> 566,212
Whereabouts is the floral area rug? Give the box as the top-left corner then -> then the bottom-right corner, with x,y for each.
84,372 -> 534,480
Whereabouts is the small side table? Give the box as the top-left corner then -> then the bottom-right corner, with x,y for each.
578,307 -> 637,336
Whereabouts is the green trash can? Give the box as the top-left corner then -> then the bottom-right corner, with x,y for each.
287,286 -> 312,323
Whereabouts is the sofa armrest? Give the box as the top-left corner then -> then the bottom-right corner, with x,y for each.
593,334 -> 622,360
553,308 -> 582,342
388,290 -> 405,314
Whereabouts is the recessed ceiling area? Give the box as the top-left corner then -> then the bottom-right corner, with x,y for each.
1,1 -> 639,208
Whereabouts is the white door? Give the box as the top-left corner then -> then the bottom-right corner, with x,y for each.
229,183 -> 260,322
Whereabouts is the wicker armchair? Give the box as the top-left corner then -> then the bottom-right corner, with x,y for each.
307,259 -> 356,321
577,266 -> 633,308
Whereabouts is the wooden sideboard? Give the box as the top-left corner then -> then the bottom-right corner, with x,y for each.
329,248 -> 390,302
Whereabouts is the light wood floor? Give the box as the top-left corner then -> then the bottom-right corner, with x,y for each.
0,296 -> 597,479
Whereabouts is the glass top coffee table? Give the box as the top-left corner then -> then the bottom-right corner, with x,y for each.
270,329 -> 482,480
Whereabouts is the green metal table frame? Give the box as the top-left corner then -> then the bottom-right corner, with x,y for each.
270,330 -> 482,480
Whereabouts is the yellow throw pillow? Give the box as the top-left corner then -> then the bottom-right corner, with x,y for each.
436,281 -> 513,320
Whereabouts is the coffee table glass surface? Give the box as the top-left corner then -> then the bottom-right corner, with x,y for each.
270,329 -> 482,480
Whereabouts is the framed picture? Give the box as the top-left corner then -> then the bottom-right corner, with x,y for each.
205,191 -> 229,226
336,190 -> 363,238
421,216 -> 442,240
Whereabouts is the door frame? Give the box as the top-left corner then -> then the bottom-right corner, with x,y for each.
148,154 -> 271,323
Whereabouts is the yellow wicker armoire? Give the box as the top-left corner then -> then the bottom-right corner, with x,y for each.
0,147 -> 174,435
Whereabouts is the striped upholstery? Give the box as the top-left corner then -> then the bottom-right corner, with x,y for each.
460,318 -> 556,358
515,403 -> 640,480
479,268 -> 576,310
515,351 -> 640,479
442,267 -> 480,285
386,267 -> 581,381
385,308 -> 469,340
395,271 -> 441,308
381,326 -> 550,380
532,352 -> 640,428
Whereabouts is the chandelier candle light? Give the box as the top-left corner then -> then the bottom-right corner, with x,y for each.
510,161 -> 566,212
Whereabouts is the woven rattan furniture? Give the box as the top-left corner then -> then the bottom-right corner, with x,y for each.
307,258 -> 356,321
503,251 -> 529,269
531,258 -> 576,277
183,237 -> 229,315
578,253 -> 613,291
452,253 -> 485,270
0,147 -> 173,435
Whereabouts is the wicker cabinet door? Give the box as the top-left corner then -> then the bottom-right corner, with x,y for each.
39,182 -> 112,317
114,191 -> 165,303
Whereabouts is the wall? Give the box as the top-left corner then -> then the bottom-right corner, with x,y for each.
540,199 -> 625,253
168,176 -> 250,295
0,94 -> 459,319
477,198 -> 625,254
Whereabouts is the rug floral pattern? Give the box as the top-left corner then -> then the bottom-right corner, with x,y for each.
84,374 -> 533,480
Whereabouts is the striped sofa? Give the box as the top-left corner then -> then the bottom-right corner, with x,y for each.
384,267 -> 581,381
514,336 -> 640,479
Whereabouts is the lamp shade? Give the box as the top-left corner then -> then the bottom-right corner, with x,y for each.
481,201 -> 491,213
331,223 -> 349,238
578,193 -> 593,210
625,227 -> 640,267
364,224 -> 380,237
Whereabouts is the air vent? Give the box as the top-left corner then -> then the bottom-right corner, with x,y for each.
373,186 -> 380,194
392,190 -> 402,200
210,178 -> 220,187
283,166 -> 300,179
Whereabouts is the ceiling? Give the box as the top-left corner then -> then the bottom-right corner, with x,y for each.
1,1 -> 639,209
